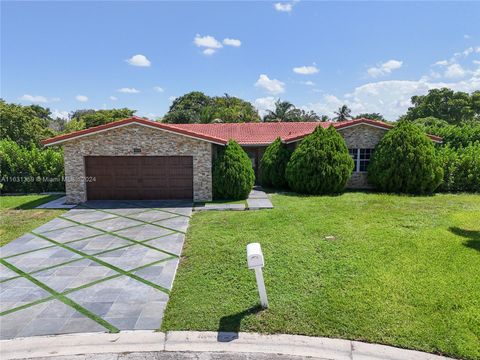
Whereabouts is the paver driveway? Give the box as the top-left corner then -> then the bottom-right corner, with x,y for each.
0,200 -> 192,339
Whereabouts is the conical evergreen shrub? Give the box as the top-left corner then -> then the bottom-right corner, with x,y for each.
212,140 -> 255,200
368,121 -> 443,194
285,126 -> 354,194
260,137 -> 291,189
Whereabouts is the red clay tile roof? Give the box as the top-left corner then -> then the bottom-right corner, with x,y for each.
42,116 -> 442,146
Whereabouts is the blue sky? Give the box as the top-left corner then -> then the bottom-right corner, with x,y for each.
2,1 -> 479,121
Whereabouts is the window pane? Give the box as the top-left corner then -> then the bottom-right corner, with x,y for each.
359,148 -> 374,172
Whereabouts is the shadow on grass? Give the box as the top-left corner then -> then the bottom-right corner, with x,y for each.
217,305 -> 262,342
13,194 -> 63,210
449,226 -> 480,251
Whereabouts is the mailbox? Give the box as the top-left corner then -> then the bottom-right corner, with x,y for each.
247,242 -> 264,269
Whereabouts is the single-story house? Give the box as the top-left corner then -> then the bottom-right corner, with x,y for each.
42,117 -> 442,204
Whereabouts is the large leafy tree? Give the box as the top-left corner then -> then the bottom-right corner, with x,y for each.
333,105 -> 352,121
263,100 -> 320,122
0,99 -> 55,147
404,88 -> 479,124
355,112 -> 386,122
162,92 -> 260,123
211,94 -> 260,123
264,100 -> 296,122
70,108 -> 136,129
412,117 -> 480,148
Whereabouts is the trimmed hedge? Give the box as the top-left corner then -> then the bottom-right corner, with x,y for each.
368,122 -> 443,194
212,140 -> 255,200
0,140 -> 64,193
438,143 -> 480,192
285,126 -> 354,194
260,137 -> 291,189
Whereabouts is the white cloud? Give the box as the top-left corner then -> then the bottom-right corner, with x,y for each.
109,96 -> 118,101
223,38 -> 241,47
254,96 -> 277,116
51,109 -> 69,120
303,49 -> 480,120
168,96 -> 177,102
125,54 -> 151,67
302,80 -> 316,86
274,2 -> 293,12
303,69 -> 480,121
18,94 -> 59,103
434,60 -> 449,66
75,95 -> 88,102
19,94 -> 48,103
464,34 -> 471,39
367,59 -> 403,78
117,87 -> 140,93
194,34 -> 223,49
153,86 -> 164,93
203,48 -> 216,56
293,65 -> 319,75
444,63 -> 466,78
254,74 -> 286,94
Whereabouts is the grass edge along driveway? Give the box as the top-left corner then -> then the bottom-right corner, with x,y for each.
0,194 -> 65,246
162,192 -> 480,360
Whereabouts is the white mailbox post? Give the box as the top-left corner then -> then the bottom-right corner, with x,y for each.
247,243 -> 269,308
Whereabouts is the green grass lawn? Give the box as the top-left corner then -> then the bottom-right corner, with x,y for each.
162,193 -> 480,360
0,195 -> 66,246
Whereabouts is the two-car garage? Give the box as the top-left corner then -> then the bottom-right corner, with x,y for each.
43,117 -> 215,204
84,156 -> 194,200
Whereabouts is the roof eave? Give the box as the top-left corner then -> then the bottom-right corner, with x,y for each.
42,117 -> 227,146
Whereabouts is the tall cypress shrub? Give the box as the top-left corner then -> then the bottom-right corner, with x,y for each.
212,140 -> 255,200
260,137 -> 291,189
368,122 -> 443,194
285,126 -> 354,194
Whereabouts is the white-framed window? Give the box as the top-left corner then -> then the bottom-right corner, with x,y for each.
348,148 -> 374,173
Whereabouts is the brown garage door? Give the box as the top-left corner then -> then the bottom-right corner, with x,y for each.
85,156 -> 193,200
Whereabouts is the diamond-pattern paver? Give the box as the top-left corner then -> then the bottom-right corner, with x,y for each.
0,277 -> 51,313
33,259 -> 117,292
40,225 -> 103,243
115,224 -> 173,241
128,209 -> 177,222
132,258 -> 180,290
62,209 -> 118,224
0,233 -> 53,258
34,218 -> 77,234
6,246 -> 82,273
154,216 -> 190,233
68,276 -> 169,330
0,263 -> 18,281
95,245 -> 172,271
88,217 -> 144,232
0,200 -> 191,339
143,233 -> 185,256
0,301 -> 50,339
67,234 -> 132,255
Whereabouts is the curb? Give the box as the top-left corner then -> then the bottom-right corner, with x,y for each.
0,331 -> 454,360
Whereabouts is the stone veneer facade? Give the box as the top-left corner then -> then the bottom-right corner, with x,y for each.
63,124 -> 213,204
337,124 -> 388,188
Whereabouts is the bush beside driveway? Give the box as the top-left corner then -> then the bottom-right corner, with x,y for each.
162,193 -> 480,360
